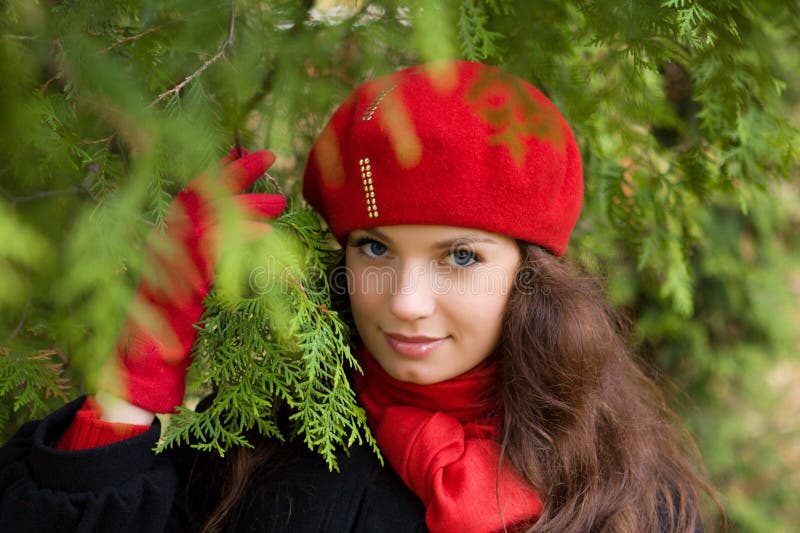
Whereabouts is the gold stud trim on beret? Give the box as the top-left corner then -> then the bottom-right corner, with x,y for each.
361,84 -> 397,121
359,157 -> 379,218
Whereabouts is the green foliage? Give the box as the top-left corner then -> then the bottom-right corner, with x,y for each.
0,347 -> 71,435
1,0 -> 798,528
458,0 -> 502,61
158,206 -> 377,468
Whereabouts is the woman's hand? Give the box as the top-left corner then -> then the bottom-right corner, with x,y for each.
98,149 -> 286,415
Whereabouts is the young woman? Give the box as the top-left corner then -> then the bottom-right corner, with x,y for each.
0,61 -> 717,532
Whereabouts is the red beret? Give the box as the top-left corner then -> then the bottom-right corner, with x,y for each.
302,60 -> 583,256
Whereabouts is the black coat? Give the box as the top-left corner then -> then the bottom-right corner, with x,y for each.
0,397 -> 428,533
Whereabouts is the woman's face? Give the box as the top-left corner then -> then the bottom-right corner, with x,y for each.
345,225 -> 521,385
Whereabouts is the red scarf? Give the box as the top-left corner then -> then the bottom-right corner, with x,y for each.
356,348 -> 542,532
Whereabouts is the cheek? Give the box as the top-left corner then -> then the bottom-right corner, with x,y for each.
346,264 -> 367,315
346,261 -> 390,322
450,266 -> 514,336
457,265 -> 515,306
347,271 -> 373,341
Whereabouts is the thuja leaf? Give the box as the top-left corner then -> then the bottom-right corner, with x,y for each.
0,347 -> 72,424
158,205 -> 377,470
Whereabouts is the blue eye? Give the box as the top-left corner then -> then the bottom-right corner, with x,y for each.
358,239 -> 388,258
448,247 -> 479,267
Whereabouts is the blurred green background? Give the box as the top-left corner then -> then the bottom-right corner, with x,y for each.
1,1 -> 798,530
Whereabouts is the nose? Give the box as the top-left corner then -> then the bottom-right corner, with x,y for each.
389,262 -> 436,321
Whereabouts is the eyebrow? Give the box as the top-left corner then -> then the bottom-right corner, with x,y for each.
432,235 -> 498,248
362,227 -> 392,241
351,228 -> 500,248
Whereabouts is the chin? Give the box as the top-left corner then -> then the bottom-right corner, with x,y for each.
379,362 -> 427,385
393,366 -> 443,386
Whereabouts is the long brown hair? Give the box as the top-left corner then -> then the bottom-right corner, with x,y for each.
184,426 -> 283,533
498,242 -> 721,532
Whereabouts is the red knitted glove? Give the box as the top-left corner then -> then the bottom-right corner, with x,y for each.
101,149 -> 286,413
377,406 -> 542,533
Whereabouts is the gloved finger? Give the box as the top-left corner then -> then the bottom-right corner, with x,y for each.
220,149 -> 276,192
234,193 -> 287,219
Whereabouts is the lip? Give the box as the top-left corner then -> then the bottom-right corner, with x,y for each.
383,331 -> 448,357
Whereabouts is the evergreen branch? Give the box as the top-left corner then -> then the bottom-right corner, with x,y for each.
150,1 -> 237,107
0,186 -> 84,207
458,0 -> 503,62
159,206 -> 376,469
78,135 -> 115,145
262,172 -> 284,195
0,348 -> 72,421
97,25 -> 164,54
39,73 -> 62,93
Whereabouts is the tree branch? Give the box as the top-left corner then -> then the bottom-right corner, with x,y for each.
1,34 -> 38,40
150,1 -> 237,107
0,186 -> 84,207
98,25 -> 163,54
40,73 -> 62,92
78,134 -> 116,145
